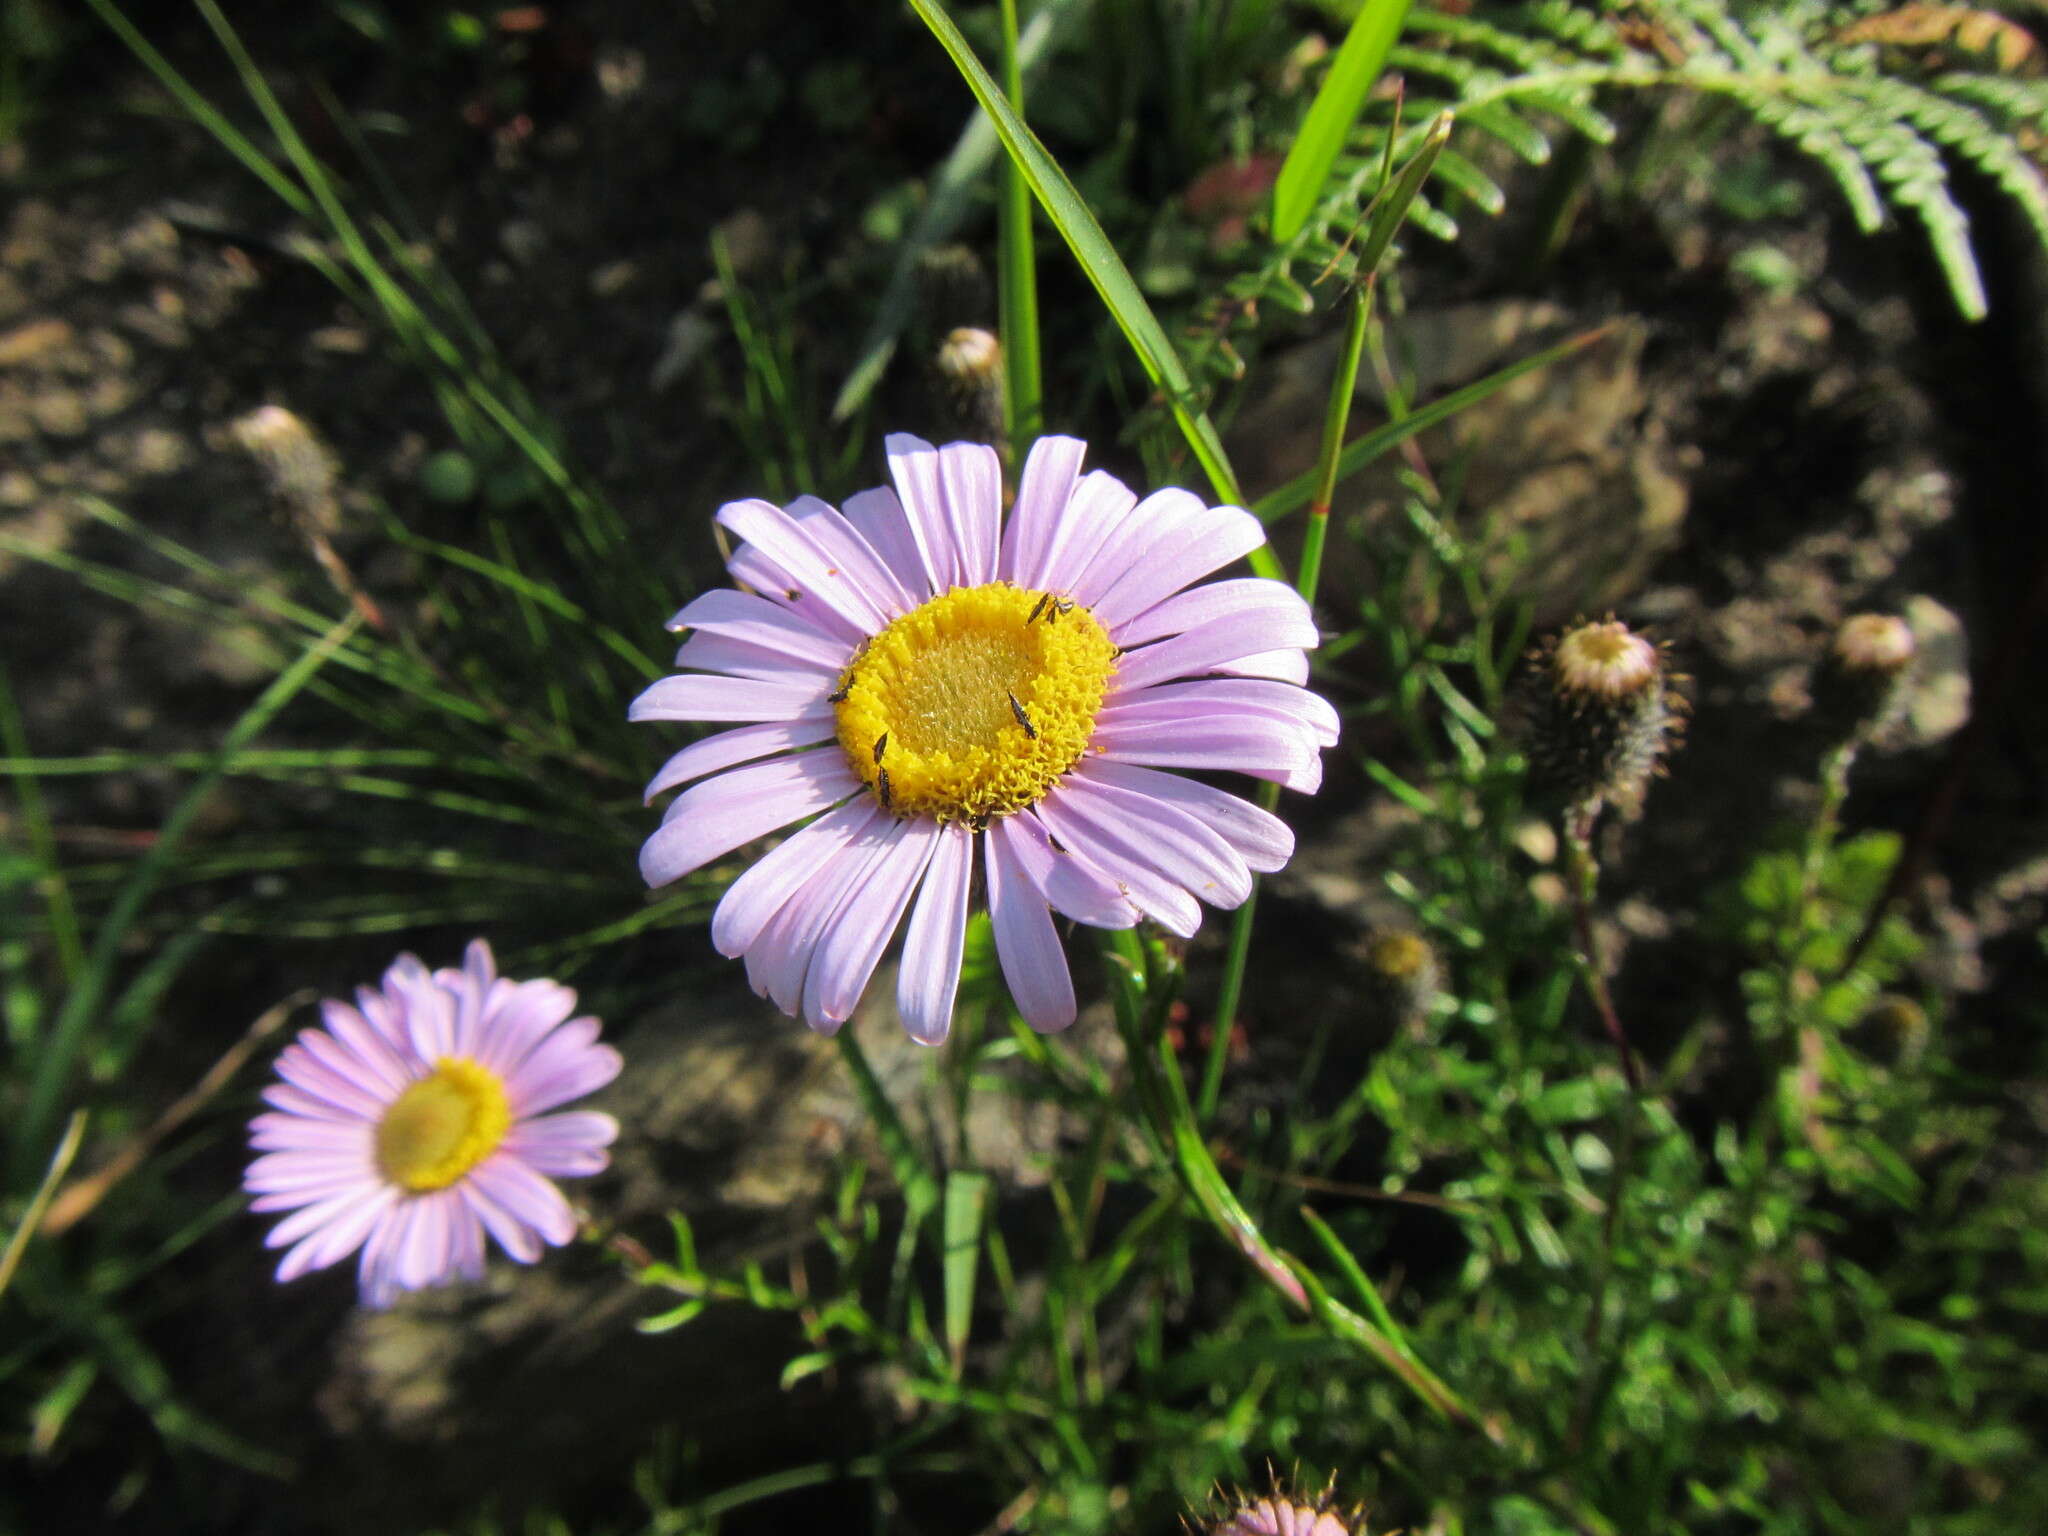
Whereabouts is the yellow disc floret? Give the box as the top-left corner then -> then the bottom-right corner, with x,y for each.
375,1058 -> 512,1192
834,582 -> 1118,825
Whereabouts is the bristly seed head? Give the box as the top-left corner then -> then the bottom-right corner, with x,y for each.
1512,616 -> 1684,818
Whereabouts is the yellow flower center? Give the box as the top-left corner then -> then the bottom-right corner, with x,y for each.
375,1058 -> 512,1192
834,582 -> 1118,825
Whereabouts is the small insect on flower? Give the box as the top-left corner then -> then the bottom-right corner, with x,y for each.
631,434 -> 1338,1043
244,941 -> 621,1307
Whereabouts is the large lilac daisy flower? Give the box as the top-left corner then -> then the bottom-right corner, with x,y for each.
245,941 -> 621,1306
632,434 -> 1335,1043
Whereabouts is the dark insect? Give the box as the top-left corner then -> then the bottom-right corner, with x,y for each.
1046,597 -> 1075,625
873,732 -> 889,763
827,681 -> 850,703
877,768 -> 895,812
1027,592 -> 1051,626
1048,833 -> 1068,854
1007,691 -> 1037,740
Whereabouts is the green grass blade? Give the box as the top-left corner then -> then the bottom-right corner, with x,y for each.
832,0 -> 1074,424
905,0 -> 1270,578
1251,322 -> 1619,522
12,615 -> 361,1177
1272,0 -> 1415,242
0,1112 -> 86,1297
942,1169 -> 992,1375
996,0 -> 1042,448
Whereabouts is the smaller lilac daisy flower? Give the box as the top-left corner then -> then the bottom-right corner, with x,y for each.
245,940 -> 622,1307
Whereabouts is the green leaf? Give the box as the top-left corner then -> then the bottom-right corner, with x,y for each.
1273,0 -> 1415,242
942,1169 -> 993,1374
904,0 -> 1273,576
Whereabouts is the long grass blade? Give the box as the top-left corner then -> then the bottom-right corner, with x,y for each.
1271,0 -> 1416,241
905,0 -> 1270,577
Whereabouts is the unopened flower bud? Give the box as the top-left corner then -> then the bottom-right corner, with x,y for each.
231,405 -> 341,538
930,325 -> 1006,446
1511,617 -> 1683,817
1363,928 -> 1439,1028
1813,612 -> 1915,742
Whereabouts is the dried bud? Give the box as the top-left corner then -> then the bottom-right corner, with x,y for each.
1364,928 -> 1439,1028
930,325 -> 1006,446
231,405 -> 341,538
1512,617 -> 1683,817
1813,612 -> 1915,742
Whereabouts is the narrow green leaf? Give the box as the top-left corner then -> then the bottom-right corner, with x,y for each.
1272,0 -> 1416,241
942,1169 -> 993,1374
1252,323 -> 1619,522
904,0 -> 1272,576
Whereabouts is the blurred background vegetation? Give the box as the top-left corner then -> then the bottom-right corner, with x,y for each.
1,0 -> 2045,1532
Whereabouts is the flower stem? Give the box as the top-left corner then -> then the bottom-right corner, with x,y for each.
1198,282 -> 1366,1122
995,0 -> 1041,449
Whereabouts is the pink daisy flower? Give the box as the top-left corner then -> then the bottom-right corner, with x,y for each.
245,940 -> 622,1306
632,434 -> 1336,1044
1208,1499 -> 1356,1536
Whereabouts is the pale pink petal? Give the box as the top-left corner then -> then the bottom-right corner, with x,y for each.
1110,608 -> 1320,694
1068,487 -> 1208,608
666,588 -> 850,672
1004,809 -> 1140,929
1090,711 -> 1318,776
712,798 -> 881,957
886,434 -> 1001,589
638,748 -> 860,887
1033,790 -> 1201,936
274,1186 -> 397,1282
717,497 -> 894,636
468,1156 -> 576,1248
727,543 -> 871,647
457,1175 -> 543,1263
1105,677 -> 1339,747
785,493 -> 918,618
999,434 -> 1086,588
249,1112 -> 371,1153
471,978 -> 579,1076
1036,470 -> 1136,597
1111,576 -> 1313,649
272,1039 -> 392,1121
628,673 -> 830,724
500,1111 -> 618,1177
896,822 -> 975,1044
1080,759 -> 1295,871
842,484 -> 936,596
803,818 -> 941,1031
503,1018 -> 622,1116
748,821 -> 901,1015
388,963 -> 458,1061
672,630 -> 841,683
312,1001 -> 412,1096
395,1190 -> 460,1291
985,821 -> 1076,1032
1088,501 -> 1269,629
1211,647 -> 1312,685
643,713 -> 838,803
1061,769 -> 1252,908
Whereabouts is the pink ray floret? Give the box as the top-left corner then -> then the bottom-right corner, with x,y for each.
244,940 -> 622,1306
632,434 -> 1336,1044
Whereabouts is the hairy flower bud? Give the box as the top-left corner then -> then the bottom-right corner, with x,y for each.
930,325 -> 1006,446
1813,612 -> 1916,742
231,404 -> 340,538
1364,928 -> 1439,1029
1511,617 -> 1683,817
